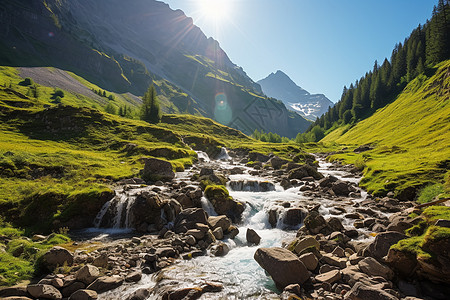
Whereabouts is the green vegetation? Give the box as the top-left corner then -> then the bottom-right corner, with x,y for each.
204,185 -> 231,201
417,183 -> 446,204
252,129 -> 291,143
391,206 -> 450,262
322,60 -> 450,198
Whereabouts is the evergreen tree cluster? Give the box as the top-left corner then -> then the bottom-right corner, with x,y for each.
92,88 -> 115,100
140,84 -> 161,124
304,0 -> 449,141
252,129 -> 291,143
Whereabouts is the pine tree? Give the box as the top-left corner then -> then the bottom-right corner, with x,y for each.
141,84 -> 161,124
370,73 -> 382,110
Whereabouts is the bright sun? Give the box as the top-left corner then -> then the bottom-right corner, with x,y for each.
198,0 -> 231,22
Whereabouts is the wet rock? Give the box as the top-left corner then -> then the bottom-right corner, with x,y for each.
366,231 -> 407,259
128,191 -> 162,229
208,215 -> 231,232
126,288 -> 150,300
246,228 -> 261,245
344,282 -> 399,300
315,270 -> 341,284
174,208 -> 208,233
42,246 -> 74,271
68,289 -> 98,300
288,164 -> 323,181
254,247 -> 309,288
87,276 -> 124,294
92,254 -> 108,268
212,227 -> 224,240
186,228 -> 205,240
125,271 -> 142,283
299,252 -> 318,271
27,284 -> 62,300
331,180 -> 352,196
210,242 -> 230,257
142,157 -> 175,182
226,225 -> 239,239
358,257 -> 394,280
283,208 -> 307,226
76,265 -> 100,285
200,168 -> 214,176
268,208 -> 278,228
156,247 -> 176,258
327,217 -> 345,232
304,211 -> 328,234
205,186 -> 245,222
267,156 -> 289,169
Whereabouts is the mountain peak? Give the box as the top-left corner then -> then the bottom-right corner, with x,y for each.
257,71 -> 333,120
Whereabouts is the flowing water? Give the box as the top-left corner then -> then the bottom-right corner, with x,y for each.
97,153 -> 370,299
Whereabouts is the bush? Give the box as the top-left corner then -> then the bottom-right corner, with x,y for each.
53,89 -> 64,98
20,78 -> 34,86
417,183 -> 444,204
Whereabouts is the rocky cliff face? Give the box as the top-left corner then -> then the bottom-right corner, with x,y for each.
0,0 -> 310,137
258,70 -> 334,121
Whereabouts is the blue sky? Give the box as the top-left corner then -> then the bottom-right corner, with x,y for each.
163,0 -> 437,102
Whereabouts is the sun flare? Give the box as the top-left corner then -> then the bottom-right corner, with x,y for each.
197,0 -> 231,22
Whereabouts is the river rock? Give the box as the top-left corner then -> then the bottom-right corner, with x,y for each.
304,211 -> 328,234
267,156 -> 289,169
248,152 -> 270,162
293,236 -> 320,255
205,188 -> 245,222
185,229 -> 205,240
288,164 -> 323,180
1,297 -> 33,300
125,271 -> 142,283
0,286 -> 29,298
210,242 -> 229,256
92,254 -> 108,268
331,180 -> 352,196
283,208 -> 307,226
212,227 -> 224,240
86,276 -> 124,293
62,282 -> 86,298
358,257 -> 394,280
299,252 -> 318,271
254,247 -> 309,288
68,289 -> 98,300
208,215 -> 231,232
246,228 -> 261,245
42,246 -> 74,271
315,270 -> 341,284
27,284 -> 62,300
142,157 -> 175,182
174,208 -> 208,233
268,208 -> 278,228
126,288 -> 150,300
385,248 -> 417,277
366,231 -> 407,259
75,265 -> 100,285
128,191 -> 162,229
344,282 -> 399,300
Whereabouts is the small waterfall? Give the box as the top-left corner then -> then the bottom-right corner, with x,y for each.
217,147 -> 231,160
93,190 -> 137,229
196,150 -> 210,162
93,198 -> 113,228
229,180 -> 276,192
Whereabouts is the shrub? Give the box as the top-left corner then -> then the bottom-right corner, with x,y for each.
53,89 -> 64,98
20,78 -> 34,86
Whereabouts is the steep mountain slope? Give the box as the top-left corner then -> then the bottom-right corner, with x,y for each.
258,70 -> 333,120
0,0 -> 310,137
322,60 -> 450,199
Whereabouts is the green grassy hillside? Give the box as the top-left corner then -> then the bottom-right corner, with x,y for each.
322,60 -> 450,199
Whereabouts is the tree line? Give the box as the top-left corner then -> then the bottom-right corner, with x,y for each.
299,0 -> 450,142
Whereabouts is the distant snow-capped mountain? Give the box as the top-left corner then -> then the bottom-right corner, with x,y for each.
257,70 -> 333,120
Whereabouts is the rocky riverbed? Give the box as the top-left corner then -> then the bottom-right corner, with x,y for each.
1,150 -> 449,300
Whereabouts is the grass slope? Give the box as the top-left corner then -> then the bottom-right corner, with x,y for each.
322,60 -> 450,198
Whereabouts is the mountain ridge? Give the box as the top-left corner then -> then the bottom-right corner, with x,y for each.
257,70 -> 333,120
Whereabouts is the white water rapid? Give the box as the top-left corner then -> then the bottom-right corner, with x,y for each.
98,153 -> 370,299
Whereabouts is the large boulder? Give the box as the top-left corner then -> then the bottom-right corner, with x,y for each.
304,211 -> 328,234
204,185 -> 245,222
248,152 -> 270,163
254,247 -> 309,289
69,289 -> 98,300
267,156 -> 289,170
42,246 -> 74,271
366,231 -> 407,259
331,180 -> 352,196
27,284 -> 62,300
128,191 -> 163,228
142,158 -> 174,182
86,276 -> 124,294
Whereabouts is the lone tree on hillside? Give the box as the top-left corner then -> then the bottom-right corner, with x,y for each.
141,84 -> 161,123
